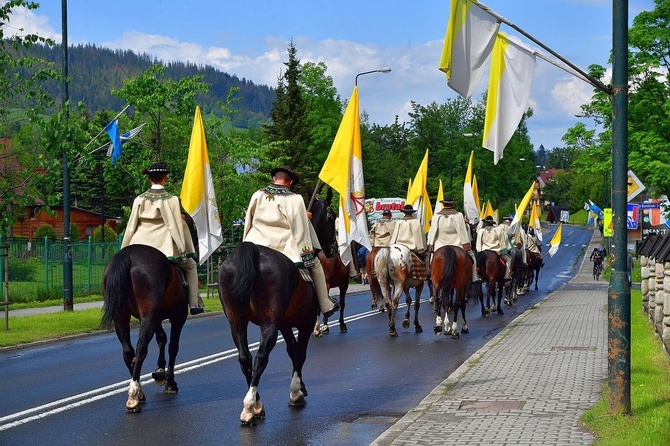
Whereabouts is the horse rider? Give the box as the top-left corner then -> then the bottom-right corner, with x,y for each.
390,204 -> 430,284
426,195 -> 480,283
370,209 -> 396,247
242,166 -> 339,318
499,215 -> 517,282
122,162 -> 204,315
526,226 -> 544,267
476,215 -> 512,282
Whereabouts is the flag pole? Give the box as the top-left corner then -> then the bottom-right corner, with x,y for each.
81,104 -> 130,153
307,179 -> 323,212
474,0 -> 611,95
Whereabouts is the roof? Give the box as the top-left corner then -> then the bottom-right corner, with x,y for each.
537,168 -> 558,188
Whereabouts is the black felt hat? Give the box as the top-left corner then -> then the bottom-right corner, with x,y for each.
142,162 -> 170,175
440,195 -> 455,205
401,204 -> 415,214
271,166 -> 299,186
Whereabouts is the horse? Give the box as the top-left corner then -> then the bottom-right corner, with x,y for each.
430,245 -> 472,339
310,195 -> 350,335
218,197 -> 333,424
505,247 -> 526,302
524,248 -> 543,291
101,244 -> 189,412
474,250 -> 506,316
367,247 -> 385,312
374,244 -> 424,337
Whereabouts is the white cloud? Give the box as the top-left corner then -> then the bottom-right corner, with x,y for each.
1,4 -> 59,41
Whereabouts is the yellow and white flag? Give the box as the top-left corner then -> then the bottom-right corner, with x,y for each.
440,0 -> 500,99
406,149 -> 433,233
483,32 -> 536,164
547,223 -> 562,257
509,181 -> 536,233
180,106 -> 223,265
463,150 -> 479,222
529,202 -> 543,242
435,179 -> 445,213
318,86 -> 372,264
472,174 -> 480,213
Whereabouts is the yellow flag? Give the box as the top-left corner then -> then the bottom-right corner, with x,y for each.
472,174 -> 480,212
435,179 -> 445,213
529,202 -> 543,242
406,178 -> 413,200
548,223 -> 562,257
510,181 -> 536,230
406,149 -> 433,232
318,87 -> 372,261
180,106 -> 223,264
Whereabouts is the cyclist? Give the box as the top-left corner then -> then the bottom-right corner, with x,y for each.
589,245 -> 606,277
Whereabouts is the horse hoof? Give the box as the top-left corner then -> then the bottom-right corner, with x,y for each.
389,330 -> 398,337
164,387 -> 178,394
451,332 -> 461,339
288,396 -> 307,407
497,309 -> 504,315
433,325 -> 442,335
322,325 -> 330,334
126,404 -> 141,413
461,328 -> 469,334
415,325 -> 423,333
402,320 -> 410,329
340,324 -> 348,333
152,369 -> 167,386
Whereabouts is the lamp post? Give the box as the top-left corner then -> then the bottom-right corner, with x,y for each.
355,67 -> 391,86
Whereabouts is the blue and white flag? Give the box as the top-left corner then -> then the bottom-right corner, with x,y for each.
103,123 -> 146,163
104,119 -> 122,164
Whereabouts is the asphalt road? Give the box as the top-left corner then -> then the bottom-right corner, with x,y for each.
0,225 -> 593,446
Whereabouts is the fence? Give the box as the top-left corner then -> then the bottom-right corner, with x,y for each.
0,225 -> 244,304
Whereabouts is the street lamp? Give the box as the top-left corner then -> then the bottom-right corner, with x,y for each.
355,67 -> 391,86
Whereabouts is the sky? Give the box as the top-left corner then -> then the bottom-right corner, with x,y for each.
5,0 -> 657,155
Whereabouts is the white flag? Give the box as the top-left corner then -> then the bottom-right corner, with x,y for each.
180,106 -> 223,265
439,0 -> 500,99
483,32 -> 536,164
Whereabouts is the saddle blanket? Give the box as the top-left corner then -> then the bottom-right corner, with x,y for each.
410,251 -> 428,281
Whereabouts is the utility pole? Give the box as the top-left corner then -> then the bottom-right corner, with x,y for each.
61,0 -> 73,310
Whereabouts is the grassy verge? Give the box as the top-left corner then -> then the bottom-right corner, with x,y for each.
0,295 -> 223,348
582,289 -> 670,445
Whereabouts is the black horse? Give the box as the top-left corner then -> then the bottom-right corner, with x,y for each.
505,247 -> 525,303
101,244 -> 189,412
218,200 -> 331,424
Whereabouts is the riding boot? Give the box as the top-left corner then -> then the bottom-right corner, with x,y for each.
181,258 -> 203,315
308,257 -> 339,318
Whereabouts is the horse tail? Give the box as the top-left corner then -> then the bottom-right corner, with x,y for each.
441,247 -> 456,292
229,242 -> 260,306
101,249 -> 133,329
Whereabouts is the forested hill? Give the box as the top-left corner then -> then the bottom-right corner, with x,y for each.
24,43 -> 275,128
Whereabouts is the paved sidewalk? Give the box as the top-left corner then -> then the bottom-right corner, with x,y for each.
372,230 -> 608,446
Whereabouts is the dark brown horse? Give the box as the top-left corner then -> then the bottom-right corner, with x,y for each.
505,247 -> 525,302
101,244 -> 189,412
430,245 -> 472,339
524,249 -> 543,291
218,198 -> 332,424
475,250 -> 506,316
367,246 -> 385,311
310,194 -> 350,334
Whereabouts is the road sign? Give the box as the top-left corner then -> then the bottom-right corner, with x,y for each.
627,204 -> 640,229
603,208 -> 613,237
627,170 -> 645,202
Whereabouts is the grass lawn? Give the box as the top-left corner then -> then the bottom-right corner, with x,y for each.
582,289 -> 670,445
0,294 -> 223,348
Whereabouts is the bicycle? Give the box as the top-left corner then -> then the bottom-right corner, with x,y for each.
593,258 -> 603,280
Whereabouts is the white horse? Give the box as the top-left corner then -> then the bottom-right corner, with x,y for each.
374,244 -> 425,337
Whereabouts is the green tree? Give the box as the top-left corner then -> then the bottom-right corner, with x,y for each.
0,1 -> 58,235
263,42 -> 313,198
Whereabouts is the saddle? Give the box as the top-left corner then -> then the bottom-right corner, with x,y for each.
409,251 -> 428,281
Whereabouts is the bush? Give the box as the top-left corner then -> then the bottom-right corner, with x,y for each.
92,225 -> 118,243
70,223 -> 80,242
34,223 -> 57,241
7,257 -> 38,281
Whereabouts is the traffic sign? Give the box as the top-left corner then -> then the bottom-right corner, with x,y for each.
627,170 -> 645,202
